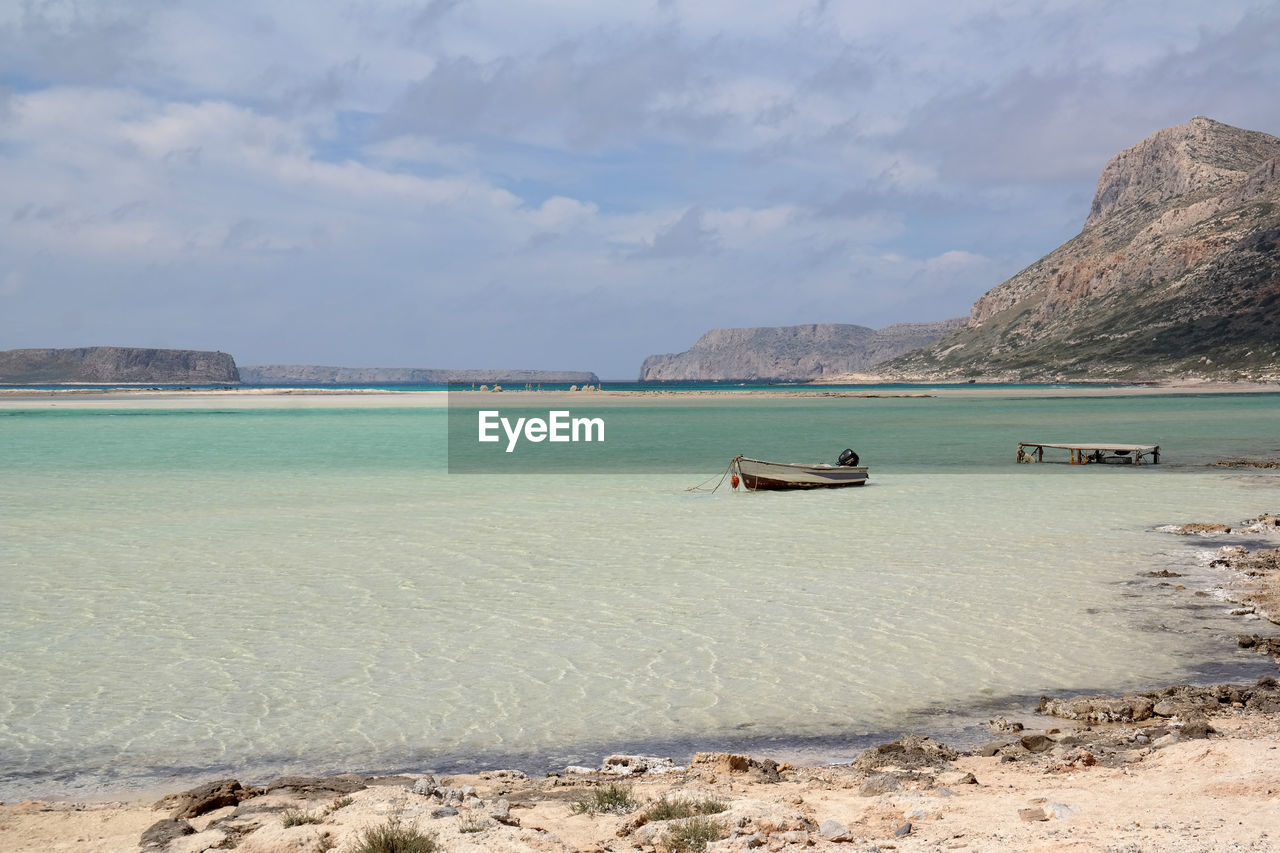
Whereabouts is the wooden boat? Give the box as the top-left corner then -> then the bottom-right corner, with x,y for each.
730,453 -> 868,491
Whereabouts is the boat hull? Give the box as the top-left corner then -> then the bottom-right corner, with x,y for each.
733,456 -> 868,490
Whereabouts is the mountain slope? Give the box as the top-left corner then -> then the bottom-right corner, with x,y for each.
639,319 -> 963,381
886,116 -> 1280,380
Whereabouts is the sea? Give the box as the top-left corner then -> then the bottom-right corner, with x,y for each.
2,384 -> 1279,800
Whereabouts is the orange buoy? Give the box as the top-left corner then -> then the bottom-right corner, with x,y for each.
731,475 -> 740,489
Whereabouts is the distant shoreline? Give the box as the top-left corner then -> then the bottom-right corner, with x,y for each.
2,379 -> 1279,409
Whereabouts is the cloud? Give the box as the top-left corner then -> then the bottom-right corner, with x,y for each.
0,268 -> 24,297
1,1 -> 1277,376
529,195 -> 598,230
361,134 -> 474,169
276,58 -> 366,115
887,4 -> 1280,185
0,1 -> 153,86
381,28 -> 724,150
402,0 -> 465,45
922,249 -> 987,274
630,206 -> 718,259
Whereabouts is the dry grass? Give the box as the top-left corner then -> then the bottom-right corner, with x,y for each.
349,818 -> 438,853
570,783 -> 639,816
662,815 -> 728,852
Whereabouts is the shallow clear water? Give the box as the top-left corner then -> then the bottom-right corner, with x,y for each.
2,393 -> 1279,798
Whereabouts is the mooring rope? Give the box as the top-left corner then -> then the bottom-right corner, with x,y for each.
685,459 -> 737,493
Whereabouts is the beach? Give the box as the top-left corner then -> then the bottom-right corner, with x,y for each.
1,385 -> 1279,851
3,724 -> 1280,853
4,558 -> 1280,853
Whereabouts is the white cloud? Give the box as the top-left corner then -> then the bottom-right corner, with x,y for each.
703,205 -> 797,244
923,249 -> 988,274
0,88 -> 532,264
529,196 -> 599,230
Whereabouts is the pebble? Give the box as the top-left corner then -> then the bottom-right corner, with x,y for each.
1049,802 -> 1078,819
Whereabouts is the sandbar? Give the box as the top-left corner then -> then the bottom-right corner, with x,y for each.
1,379 -> 1278,411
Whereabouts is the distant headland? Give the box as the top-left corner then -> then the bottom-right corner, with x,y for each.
0,347 -> 599,387
0,347 -> 240,384
638,320 -> 963,382
237,365 -> 600,386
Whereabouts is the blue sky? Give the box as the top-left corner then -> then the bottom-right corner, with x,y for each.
2,1 -> 1278,378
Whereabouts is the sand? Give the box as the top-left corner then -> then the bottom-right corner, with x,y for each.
2,714 -> 1279,852
1,379 -> 1278,411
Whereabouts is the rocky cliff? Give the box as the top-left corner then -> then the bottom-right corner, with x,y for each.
0,347 -> 239,383
638,320 -> 964,381
239,365 -> 600,385
886,116 -> 1280,380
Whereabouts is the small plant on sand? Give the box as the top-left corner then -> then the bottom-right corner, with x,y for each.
662,815 -> 728,852
350,817 -> 439,853
281,809 -> 323,827
640,796 -> 727,823
457,814 -> 488,833
324,796 -> 355,815
570,783 -> 639,815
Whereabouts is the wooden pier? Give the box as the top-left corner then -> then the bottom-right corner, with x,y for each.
1017,442 -> 1160,465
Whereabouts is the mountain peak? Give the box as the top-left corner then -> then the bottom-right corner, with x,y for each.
1085,116 -> 1280,228
884,117 -> 1280,381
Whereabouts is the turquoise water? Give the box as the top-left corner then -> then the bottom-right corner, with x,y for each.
2,393 -> 1279,798
446,392 -> 1280,470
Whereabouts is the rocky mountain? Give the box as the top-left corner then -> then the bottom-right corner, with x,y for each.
638,319 -> 964,381
240,365 -> 600,385
885,116 -> 1280,380
0,347 -> 239,383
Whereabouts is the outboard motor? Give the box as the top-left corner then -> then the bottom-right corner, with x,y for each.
837,448 -> 859,467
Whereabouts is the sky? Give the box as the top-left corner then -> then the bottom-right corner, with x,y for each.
2,1 -> 1279,378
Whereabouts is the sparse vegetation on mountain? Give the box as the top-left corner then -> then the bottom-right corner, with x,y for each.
886,116 -> 1280,381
